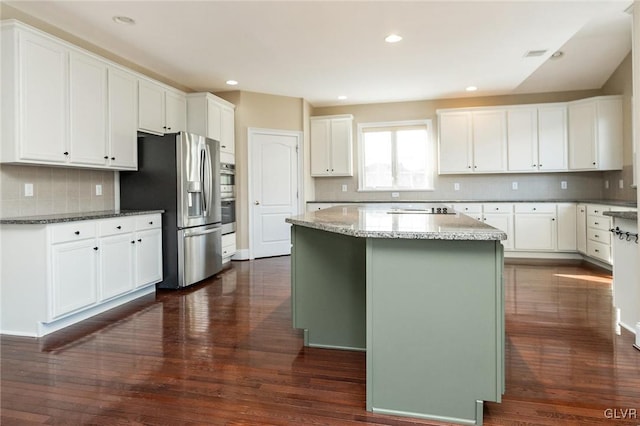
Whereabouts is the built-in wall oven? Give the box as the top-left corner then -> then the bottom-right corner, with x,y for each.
220,163 -> 236,235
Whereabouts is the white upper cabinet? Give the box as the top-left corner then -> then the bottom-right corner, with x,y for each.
138,79 -> 186,136
438,111 -> 473,173
186,92 -> 236,163
107,66 -> 138,169
568,96 -> 623,171
507,105 -> 567,172
310,115 -> 353,176
507,107 -> 538,172
1,23 -> 68,164
472,110 -> 507,172
69,51 -> 108,166
537,105 -> 568,171
438,110 -> 506,173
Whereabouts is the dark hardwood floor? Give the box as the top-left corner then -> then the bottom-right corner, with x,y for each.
1,257 -> 639,425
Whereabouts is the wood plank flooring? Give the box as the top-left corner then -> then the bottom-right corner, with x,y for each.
2,258 -> 639,425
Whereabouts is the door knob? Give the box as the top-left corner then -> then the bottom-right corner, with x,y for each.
254,201 -> 260,205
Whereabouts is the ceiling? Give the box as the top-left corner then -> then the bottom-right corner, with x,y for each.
4,1 -> 634,107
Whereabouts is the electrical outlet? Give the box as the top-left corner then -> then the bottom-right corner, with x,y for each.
341,184 -> 347,192
95,184 -> 103,196
561,181 -> 567,189
391,192 -> 400,198
605,180 -> 610,189
512,182 -> 518,190
619,179 -> 624,189
24,183 -> 33,197
454,183 -> 460,191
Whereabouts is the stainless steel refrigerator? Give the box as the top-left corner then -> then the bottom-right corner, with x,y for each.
120,132 -> 222,289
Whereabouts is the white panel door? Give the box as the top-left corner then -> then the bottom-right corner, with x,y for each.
108,67 -> 138,169
165,90 -> 186,133
18,30 -> 68,163
438,112 -> 472,173
250,129 -> 300,258
310,119 -> 330,176
507,108 -> 538,172
568,101 -> 597,169
69,51 -> 108,166
135,228 -> 163,288
51,239 -> 98,319
99,233 -> 134,301
472,110 -> 507,172
514,214 -> 556,251
538,105 -> 568,171
483,213 -> 513,250
138,79 -> 165,135
329,117 -> 353,175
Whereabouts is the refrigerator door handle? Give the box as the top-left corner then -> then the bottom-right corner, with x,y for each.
183,227 -> 220,237
200,148 -> 207,213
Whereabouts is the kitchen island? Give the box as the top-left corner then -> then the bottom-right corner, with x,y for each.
286,204 -> 506,425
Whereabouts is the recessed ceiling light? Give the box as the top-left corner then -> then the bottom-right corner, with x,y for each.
112,16 -> 135,25
385,34 -> 402,43
338,95 -> 347,100
551,51 -> 564,59
466,86 -> 478,92
226,80 -> 238,86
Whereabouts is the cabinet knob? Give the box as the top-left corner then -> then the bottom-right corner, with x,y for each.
595,234 -> 599,238
137,239 -> 142,242
167,127 -> 172,131
64,152 -> 69,156
533,208 -> 537,211
495,208 -> 499,211
149,221 -> 153,225
111,157 -> 115,160
474,165 -> 477,169
552,218 -> 555,221
163,126 -> 167,129
222,145 -> 226,148
326,169 -> 329,172
532,164 -> 536,168
104,155 -> 109,159
331,169 -> 334,172
116,225 -> 122,229
595,249 -> 600,253
592,162 -> 596,165
131,240 -> 135,244
254,201 -> 260,205
74,231 -> 80,235
93,247 -> 98,251
539,164 -> 542,167
594,222 -> 599,225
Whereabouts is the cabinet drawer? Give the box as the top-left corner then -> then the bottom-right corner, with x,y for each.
587,215 -> 611,231
483,203 -> 513,213
453,203 -> 482,214
135,214 -> 162,230
587,240 -> 611,263
221,233 -> 236,258
587,228 -> 611,245
98,217 -> 135,236
514,203 -> 556,214
51,221 -> 97,244
587,205 -> 610,216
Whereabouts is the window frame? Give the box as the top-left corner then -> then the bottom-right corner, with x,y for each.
357,119 -> 435,192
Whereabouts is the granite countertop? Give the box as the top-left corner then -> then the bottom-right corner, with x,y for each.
308,199 -> 638,208
286,204 -> 506,241
0,209 -> 165,225
603,211 -> 638,221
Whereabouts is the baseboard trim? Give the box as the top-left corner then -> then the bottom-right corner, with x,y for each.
232,249 -> 250,261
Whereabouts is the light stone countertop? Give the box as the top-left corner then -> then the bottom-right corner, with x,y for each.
0,209 -> 164,225
603,211 -> 638,221
286,204 -> 506,241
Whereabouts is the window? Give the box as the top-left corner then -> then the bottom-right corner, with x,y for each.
358,120 -> 434,191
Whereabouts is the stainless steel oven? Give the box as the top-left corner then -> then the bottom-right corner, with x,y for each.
220,163 -> 236,235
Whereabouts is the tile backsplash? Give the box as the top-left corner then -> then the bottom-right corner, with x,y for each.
0,164 -> 115,218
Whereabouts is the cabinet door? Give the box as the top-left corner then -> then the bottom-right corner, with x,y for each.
595,98 -> 623,170
138,79 -> 165,135
51,239 -> 98,319
483,213 -> 513,250
135,228 -> 163,288
99,233 -> 134,300
472,110 -> 507,172
438,112 -> 472,173
568,101 -> 597,170
220,105 -> 235,157
507,108 -> 538,172
108,67 -> 137,169
576,204 -> 587,253
556,203 -> 576,251
310,119 -> 331,176
514,213 -> 556,251
69,51 -> 108,166
538,105 -> 568,171
165,90 -> 186,133
329,117 -> 353,176
206,97 -> 222,140
18,30 -> 68,163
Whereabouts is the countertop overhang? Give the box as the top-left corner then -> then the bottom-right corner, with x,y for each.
286,204 -> 506,241
0,209 -> 165,225
603,211 -> 638,221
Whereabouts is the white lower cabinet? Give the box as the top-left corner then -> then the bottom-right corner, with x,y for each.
0,214 -> 163,337
482,203 -> 513,250
51,238 -> 99,319
222,232 -> 237,263
576,204 -> 587,253
514,203 -> 557,251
